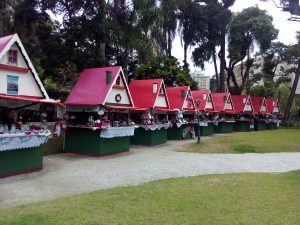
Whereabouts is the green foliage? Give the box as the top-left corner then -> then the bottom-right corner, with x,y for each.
249,85 -> 268,97
278,84 -> 299,114
133,56 -> 198,90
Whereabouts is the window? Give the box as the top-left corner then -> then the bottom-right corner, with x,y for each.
7,75 -> 19,95
7,49 -> 18,64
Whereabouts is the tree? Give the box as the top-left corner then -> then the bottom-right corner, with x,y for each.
226,6 -> 278,94
133,56 -> 198,90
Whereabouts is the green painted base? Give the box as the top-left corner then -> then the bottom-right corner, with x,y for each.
194,123 -> 214,136
0,146 -> 43,178
233,121 -> 251,132
266,122 -> 277,130
167,124 -> 194,140
130,128 -> 167,146
64,127 -> 130,156
214,122 -> 234,133
255,121 -> 266,131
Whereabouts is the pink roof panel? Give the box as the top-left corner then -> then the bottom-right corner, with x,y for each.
0,34 -> 14,54
166,86 -> 195,111
192,90 -> 211,111
231,95 -> 252,113
65,66 -> 121,106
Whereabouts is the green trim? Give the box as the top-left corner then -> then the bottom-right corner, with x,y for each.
64,127 -> 130,155
255,121 -> 266,131
167,124 -> 194,140
194,123 -> 214,136
233,121 -> 251,132
0,146 -> 43,177
266,122 -> 277,130
214,122 -> 234,133
130,128 -> 167,145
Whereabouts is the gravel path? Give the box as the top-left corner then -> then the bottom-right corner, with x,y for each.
1,139 -> 300,209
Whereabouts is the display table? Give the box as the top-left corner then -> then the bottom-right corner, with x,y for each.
0,132 -> 50,178
213,121 -> 235,133
194,121 -> 214,136
233,120 -> 251,132
254,120 -> 266,131
167,123 -> 195,140
130,123 -> 170,146
64,126 -> 135,156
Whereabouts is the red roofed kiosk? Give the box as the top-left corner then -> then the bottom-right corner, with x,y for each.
64,66 -> 136,156
231,95 -> 253,132
266,98 -> 280,129
0,34 -> 63,178
211,93 -> 235,133
192,90 -> 215,136
250,96 -> 268,131
166,86 -> 196,140
129,79 -> 171,146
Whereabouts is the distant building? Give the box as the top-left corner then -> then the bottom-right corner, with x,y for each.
191,70 -> 210,90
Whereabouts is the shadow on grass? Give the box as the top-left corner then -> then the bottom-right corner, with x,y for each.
232,144 -> 256,153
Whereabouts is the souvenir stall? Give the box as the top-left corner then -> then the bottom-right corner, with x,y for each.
231,95 -> 253,132
166,86 -> 196,140
266,98 -> 280,129
64,66 -> 136,156
251,96 -> 268,131
0,34 -> 63,178
129,79 -> 171,146
211,93 -> 236,133
192,90 -> 215,136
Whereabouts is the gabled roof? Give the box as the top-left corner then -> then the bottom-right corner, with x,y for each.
251,96 -> 267,114
191,90 -> 215,111
65,66 -> 134,106
266,98 -> 279,114
231,95 -> 253,113
0,34 -> 49,98
129,79 -> 169,109
166,86 -> 195,111
211,92 -> 235,113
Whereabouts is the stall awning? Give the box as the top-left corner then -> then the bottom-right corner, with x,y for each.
104,105 -> 138,110
0,94 -> 64,107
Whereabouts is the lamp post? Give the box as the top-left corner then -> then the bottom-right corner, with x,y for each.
195,99 -> 201,143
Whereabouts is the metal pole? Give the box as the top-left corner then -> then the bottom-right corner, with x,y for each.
197,112 -> 201,143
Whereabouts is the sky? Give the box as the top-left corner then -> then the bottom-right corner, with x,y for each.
172,0 -> 300,76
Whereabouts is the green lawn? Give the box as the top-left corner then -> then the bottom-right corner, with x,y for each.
183,129 -> 300,153
0,171 -> 300,225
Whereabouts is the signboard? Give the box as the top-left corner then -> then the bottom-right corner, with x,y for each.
7,75 -> 19,95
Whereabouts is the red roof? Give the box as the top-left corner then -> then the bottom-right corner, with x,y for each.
0,34 -> 14,54
65,66 -> 127,106
166,86 -> 195,111
192,90 -> 214,111
231,95 -> 252,113
251,96 -> 267,114
211,93 -> 234,113
0,94 -> 64,107
266,98 -> 279,114
129,79 -> 169,109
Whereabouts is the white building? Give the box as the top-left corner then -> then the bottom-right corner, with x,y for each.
191,70 -> 210,90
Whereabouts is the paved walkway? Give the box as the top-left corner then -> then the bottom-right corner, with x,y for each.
1,139 -> 300,209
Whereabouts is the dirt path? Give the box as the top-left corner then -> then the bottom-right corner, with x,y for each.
1,139 -> 300,209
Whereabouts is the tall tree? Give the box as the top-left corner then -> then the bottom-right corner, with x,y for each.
226,6 -> 278,94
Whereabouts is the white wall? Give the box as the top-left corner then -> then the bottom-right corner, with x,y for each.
0,69 -> 43,97
154,95 -> 168,108
205,101 -> 213,109
105,87 -> 130,105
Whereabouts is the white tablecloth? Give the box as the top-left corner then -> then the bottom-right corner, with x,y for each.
139,123 -> 171,131
0,132 -> 50,151
100,127 -> 135,138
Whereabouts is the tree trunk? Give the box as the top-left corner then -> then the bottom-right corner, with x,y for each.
283,59 -> 300,123
167,30 -> 172,57
183,42 -> 188,67
212,49 -> 219,81
219,27 -> 226,93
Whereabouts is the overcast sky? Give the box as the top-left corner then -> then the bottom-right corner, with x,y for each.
172,0 -> 300,76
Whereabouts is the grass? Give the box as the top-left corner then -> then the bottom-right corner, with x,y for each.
183,129 -> 300,153
0,171 -> 299,225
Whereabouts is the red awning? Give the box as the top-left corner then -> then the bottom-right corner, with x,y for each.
104,105 -> 137,110
0,94 -> 64,107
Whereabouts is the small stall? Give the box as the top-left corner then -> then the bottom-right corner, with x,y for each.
211,93 -> 235,133
64,66 -> 136,156
266,98 -> 280,129
251,96 -> 268,131
0,34 -> 62,178
231,95 -> 253,132
192,90 -> 215,136
166,86 -> 196,140
129,79 -> 171,146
